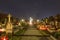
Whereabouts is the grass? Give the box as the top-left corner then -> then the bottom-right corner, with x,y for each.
10,29 -> 26,40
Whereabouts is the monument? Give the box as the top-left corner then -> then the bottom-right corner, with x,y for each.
29,17 -> 33,26
6,14 -> 13,34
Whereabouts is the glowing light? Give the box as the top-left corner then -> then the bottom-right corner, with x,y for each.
37,19 -> 39,22
4,38 -> 6,40
1,36 -> 8,40
0,28 -> 5,32
29,17 -> 33,25
38,25 -> 48,30
21,19 -> 25,22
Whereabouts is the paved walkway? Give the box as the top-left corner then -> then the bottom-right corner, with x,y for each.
21,27 -> 41,40
21,26 -> 54,40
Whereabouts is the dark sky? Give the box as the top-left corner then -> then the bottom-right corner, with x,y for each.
0,0 -> 60,19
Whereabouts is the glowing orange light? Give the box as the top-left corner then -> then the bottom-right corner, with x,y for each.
38,25 -> 48,30
3,38 -> 6,40
1,36 -> 8,40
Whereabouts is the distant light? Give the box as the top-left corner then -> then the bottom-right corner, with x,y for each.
37,19 -> 39,22
38,25 -> 47,30
29,17 -> 33,25
0,28 -> 5,32
21,19 -> 25,22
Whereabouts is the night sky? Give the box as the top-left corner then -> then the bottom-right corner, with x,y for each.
0,0 -> 60,19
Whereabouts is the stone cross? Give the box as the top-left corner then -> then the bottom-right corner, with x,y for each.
8,14 -> 11,22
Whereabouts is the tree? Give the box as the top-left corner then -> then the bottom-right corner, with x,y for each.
48,16 -> 54,22
55,14 -> 60,22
